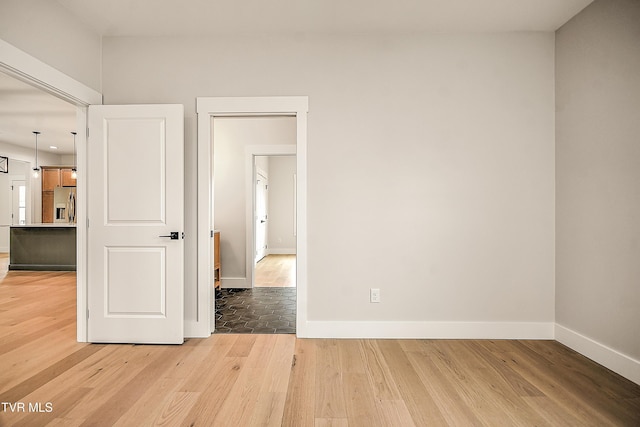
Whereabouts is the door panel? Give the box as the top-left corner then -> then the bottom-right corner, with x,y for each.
106,118 -> 166,223
106,247 -> 165,316
255,173 -> 268,263
88,104 -> 184,344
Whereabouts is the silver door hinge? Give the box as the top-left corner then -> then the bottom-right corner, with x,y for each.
87,309 -> 89,319
86,218 -> 89,228
86,128 -> 90,138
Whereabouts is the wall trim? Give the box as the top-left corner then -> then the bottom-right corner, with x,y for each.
555,324 -> 640,385
266,248 -> 297,255
220,277 -> 250,289
306,321 -> 555,339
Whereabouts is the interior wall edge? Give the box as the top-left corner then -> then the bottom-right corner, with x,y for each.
556,323 -> 640,386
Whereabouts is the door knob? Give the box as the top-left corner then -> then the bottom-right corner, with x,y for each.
159,231 -> 179,240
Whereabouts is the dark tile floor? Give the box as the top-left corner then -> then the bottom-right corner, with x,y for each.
214,287 -> 296,334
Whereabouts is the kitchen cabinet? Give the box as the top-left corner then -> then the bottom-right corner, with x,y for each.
42,168 -> 61,191
42,191 -> 54,223
41,167 -> 77,223
43,167 -> 76,189
61,168 -> 76,187
9,225 -> 76,270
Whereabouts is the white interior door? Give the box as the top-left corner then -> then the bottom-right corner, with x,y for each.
255,173 -> 268,263
87,104 -> 184,344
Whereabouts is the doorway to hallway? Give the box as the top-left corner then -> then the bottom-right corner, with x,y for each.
211,116 -> 298,334
197,96 -> 308,337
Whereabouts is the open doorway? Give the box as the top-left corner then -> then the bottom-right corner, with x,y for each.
254,155 -> 296,289
211,116 -> 297,334
1,43 -> 102,342
197,96 -> 308,337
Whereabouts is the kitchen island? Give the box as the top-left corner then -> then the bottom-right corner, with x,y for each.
9,224 -> 76,271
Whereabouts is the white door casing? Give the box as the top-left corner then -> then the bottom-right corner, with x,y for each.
87,104 -> 184,344
198,97 -> 308,336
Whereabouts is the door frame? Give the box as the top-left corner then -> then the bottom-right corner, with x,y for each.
197,97 -> 309,336
247,148 -> 297,289
0,39 -> 102,342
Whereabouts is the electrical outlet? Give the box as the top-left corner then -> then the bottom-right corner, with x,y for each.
370,288 -> 381,303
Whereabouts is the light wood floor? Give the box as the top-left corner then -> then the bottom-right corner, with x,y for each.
255,254 -> 296,288
1,259 -> 639,425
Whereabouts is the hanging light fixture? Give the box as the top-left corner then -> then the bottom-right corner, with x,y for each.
71,131 -> 77,179
32,131 -> 40,178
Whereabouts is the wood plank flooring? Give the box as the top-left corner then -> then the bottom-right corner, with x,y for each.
1,256 -> 639,426
255,255 -> 296,288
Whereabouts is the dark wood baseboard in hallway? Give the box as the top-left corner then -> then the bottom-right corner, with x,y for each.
1,264 -> 639,425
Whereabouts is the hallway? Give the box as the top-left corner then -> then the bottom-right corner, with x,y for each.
255,254 -> 296,288
215,254 -> 297,333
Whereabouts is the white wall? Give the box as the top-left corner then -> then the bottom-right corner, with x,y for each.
103,32 -> 555,331
213,117 -> 296,286
0,141 -> 64,166
556,0 -> 640,376
0,0 -> 102,91
267,156 -> 297,254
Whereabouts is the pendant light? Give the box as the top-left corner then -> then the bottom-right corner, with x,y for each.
32,131 -> 40,178
71,131 -> 77,179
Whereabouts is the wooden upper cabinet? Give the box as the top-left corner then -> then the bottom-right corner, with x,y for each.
61,168 -> 77,187
42,167 -> 76,189
42,168 -> 61,191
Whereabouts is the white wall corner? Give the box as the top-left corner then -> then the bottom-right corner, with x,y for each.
304,321 -> 555,340
555,324 -> 640,386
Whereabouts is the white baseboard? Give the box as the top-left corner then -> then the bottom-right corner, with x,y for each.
0,247 -> 8,253
266,248 -> 296,255
221,277 -> 249,289
304,321 -> 554,340
555,324 -> 640,385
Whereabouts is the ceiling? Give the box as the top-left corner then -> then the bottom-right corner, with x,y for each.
1,0 -> 594,156
57,0 -> 593,36
0,72 -> 77,155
